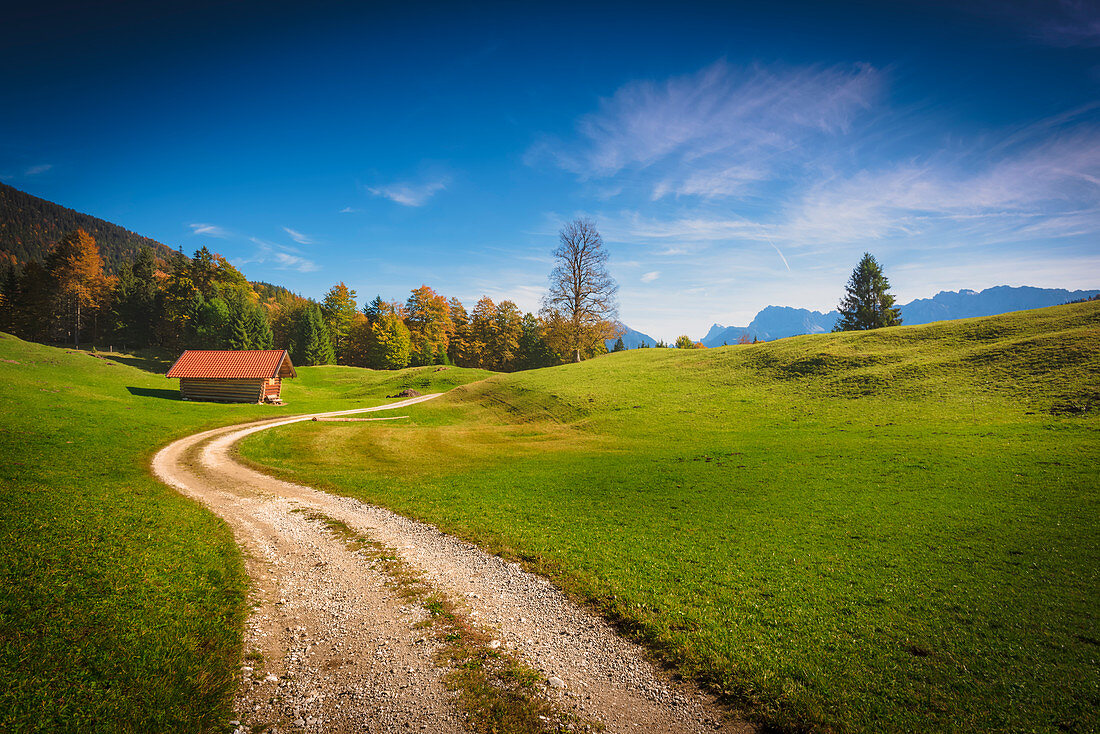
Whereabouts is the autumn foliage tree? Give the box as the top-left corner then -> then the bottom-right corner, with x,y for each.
447,297 -> 473,367
542,218 -> 620,362
405,285 -> 452,366
343,313 -> 372,368
46,229 -> 114,345
489,300 -> 523,371
370,306 -> 411,369
321,281 -> 358,362
468,296 -> 496,368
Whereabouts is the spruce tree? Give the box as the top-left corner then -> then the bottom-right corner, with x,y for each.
293,303 -> 335,365
516,312 -> 557,370
834,253 -> 902,331
363,295 -> 386,323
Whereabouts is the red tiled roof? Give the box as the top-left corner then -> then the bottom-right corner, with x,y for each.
166,350 -> 296,379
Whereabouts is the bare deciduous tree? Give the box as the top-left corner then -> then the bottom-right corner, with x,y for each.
541,218 -> 620,362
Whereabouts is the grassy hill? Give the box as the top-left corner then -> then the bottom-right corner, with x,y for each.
0,337 -> 490,733
239,301 -> 1100,733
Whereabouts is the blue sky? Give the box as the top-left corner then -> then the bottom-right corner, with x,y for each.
2,1 -> 1098,340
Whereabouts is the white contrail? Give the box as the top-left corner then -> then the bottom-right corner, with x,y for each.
727,211 -> 792,271
768,241 -> 791,271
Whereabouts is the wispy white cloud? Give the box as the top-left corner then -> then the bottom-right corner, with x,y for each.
339,206 -> 361,214
24,163 -> 52,175
653,165 -> 765,200
534,59 -> 881,187
283,227 -> 314,245
368,178 -> 448,207
189,222 -> 231,238
273,251 -> 320,272
601,212 -> 759,245
778,127 -> 1100,246
236,237 -> 320,273
599,122 -> 1100,255
640,271 -> 660,283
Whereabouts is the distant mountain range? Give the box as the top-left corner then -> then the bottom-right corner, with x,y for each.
697,286 -> 1100,345
608,325 -> 659,349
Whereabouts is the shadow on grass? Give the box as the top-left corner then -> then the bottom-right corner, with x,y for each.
104,353 -> 174,373
126,386 -> 180,400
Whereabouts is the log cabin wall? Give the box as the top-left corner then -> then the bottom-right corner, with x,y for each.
180,378 -> 265,403
263,377 -> 282,399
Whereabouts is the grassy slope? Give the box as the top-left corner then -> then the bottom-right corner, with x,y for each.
239,302 -> 1100,733
0,336 -> 490,733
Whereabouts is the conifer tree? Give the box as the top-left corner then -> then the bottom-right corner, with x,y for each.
516,312 -> 558,369
195,297 -> 231,347
10,261 -> 53,342
292,303 -> 335,365
834,253 -> 902,331
189,246 -> 219,300
363,295 -> 387,323
159,251 -> 200,347
224,289 -> 272,350
109,247 -> 159,348
612,336 -> 626,352
248,305 -> 274,350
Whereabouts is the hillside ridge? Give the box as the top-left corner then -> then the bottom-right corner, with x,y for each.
0,181 -> 178,272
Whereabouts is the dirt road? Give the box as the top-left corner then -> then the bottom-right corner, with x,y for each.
152,395 -> 751,733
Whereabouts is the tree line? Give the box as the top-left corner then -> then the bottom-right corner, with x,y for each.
0,218 -> 626,371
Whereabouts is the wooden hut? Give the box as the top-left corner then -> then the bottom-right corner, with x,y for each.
166,350 -> 296,403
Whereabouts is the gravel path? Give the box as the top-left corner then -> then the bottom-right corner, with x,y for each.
152,395 -> 753,734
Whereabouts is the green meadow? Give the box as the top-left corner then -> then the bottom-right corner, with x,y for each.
239,302 -> 1100,733
0,336 -> 489,733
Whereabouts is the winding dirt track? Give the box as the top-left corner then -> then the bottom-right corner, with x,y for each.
152,395 -> 752,734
